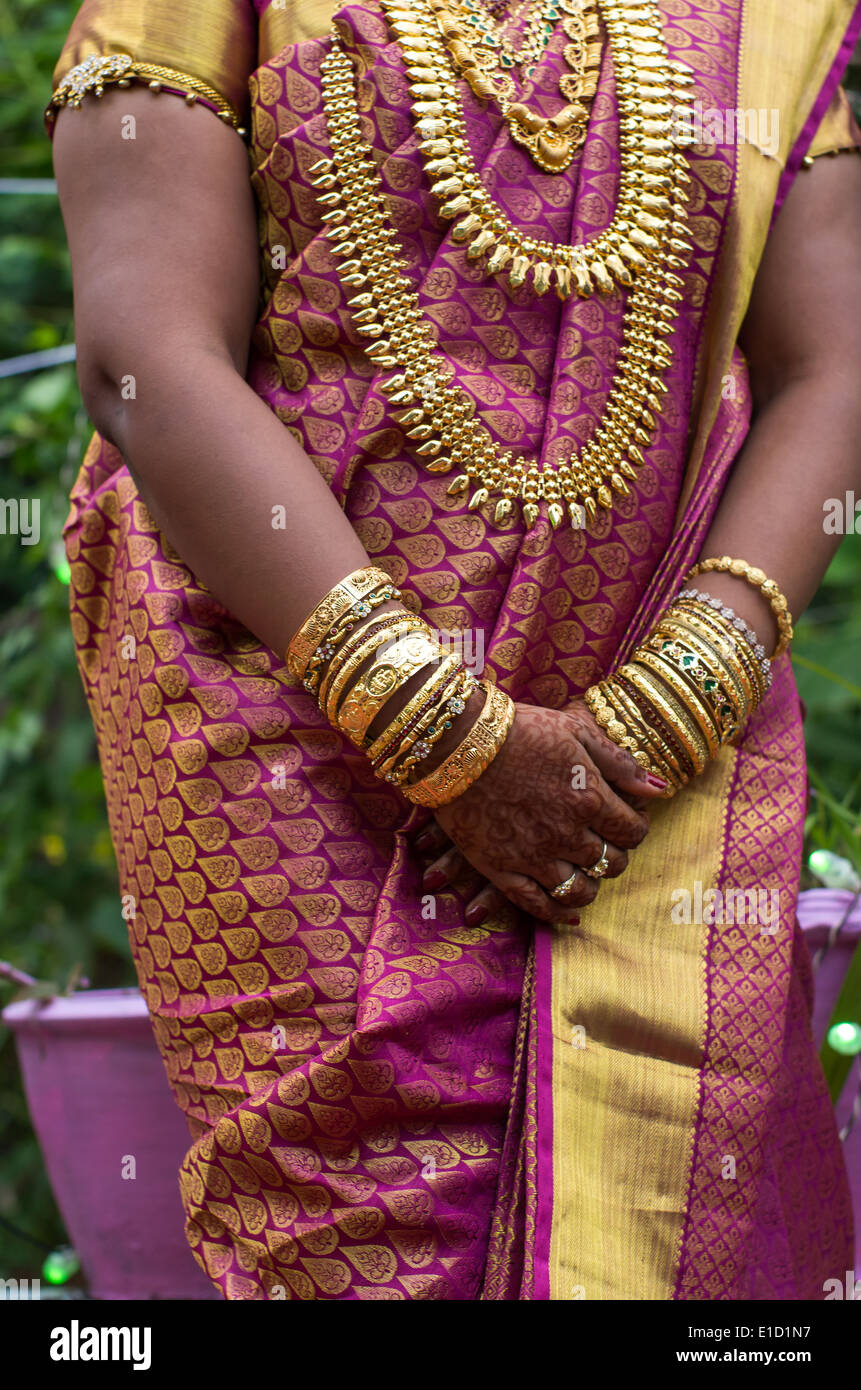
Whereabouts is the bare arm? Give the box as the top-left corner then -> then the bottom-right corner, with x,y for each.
53,87 -> 372,659
697,153 -> 861,648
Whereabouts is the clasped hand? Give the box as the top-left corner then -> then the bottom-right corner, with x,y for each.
413,698 -> 667,926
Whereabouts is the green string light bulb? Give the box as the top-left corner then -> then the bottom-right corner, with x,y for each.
807,849 -> 861,892
827,1021 -> 861,1057
42,1246 -> 80,1285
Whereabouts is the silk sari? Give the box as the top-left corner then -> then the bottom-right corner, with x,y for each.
51,0 -> 861,1298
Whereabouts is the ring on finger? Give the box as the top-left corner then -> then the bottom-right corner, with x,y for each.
581,839 -> 611,880
551,867 -> 584,901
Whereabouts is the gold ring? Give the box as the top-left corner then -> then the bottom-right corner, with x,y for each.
582,840 -> 610,880
551,868 -> 583,901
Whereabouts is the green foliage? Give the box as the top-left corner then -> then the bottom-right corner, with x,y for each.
1,0 -> 861,1282
0,0 -> 134,1281
795,537 -> 861,882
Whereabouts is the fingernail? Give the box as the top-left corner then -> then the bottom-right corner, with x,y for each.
643,773 -> 667,789
423,869 -> 446,891
465,904 -> 488,926
415,832 -> 434,851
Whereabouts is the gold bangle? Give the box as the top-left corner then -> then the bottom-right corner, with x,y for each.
324,618 -> 426,727
667,603 -> 762,711
583,685 -> 642,758
616,670 -> 698,784
386,669 -> 478,785
405,681 -> 516,808
301,582 -> 398,696
317,612 -> 413,712
657,608 -> 754,705
645,631 -> 746,743
623,662 -> 710,775
601,678 -> 682,782
668,601 -> 766,706
339,636 -> 457,747
367,658 -> 461,766
286,565 -> 395,682
633,648 -> 724,757
683,556 -> 794,658
374,660 -> 466,775
644,624 -> 749,733
47,54 -> 245,133
596,683 -> 654,771
614,674 -> 691,786
614,673 -> 693,788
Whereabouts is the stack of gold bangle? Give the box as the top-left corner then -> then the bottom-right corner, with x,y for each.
286,566 -> 515,807
584,559 -> 789,795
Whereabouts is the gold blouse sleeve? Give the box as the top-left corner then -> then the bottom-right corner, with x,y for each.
258,0 -> 341,62
47,0 -> 257,135
803,84 -> 861,164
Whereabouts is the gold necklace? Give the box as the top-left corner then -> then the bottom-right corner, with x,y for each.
312,8 -> 693,531
435,0 -> 603,172
382,0 -> 694,294
456,0 -> 562,75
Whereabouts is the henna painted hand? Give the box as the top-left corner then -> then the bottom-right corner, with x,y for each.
413,698 -> 666,926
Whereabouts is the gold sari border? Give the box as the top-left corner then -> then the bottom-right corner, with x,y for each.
547,744 -> 737,1300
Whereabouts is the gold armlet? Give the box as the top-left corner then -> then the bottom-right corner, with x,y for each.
802,146 -> 861,168
47,54 -> 246,135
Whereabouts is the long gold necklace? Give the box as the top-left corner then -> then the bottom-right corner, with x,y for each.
311,1 -> 694,530
381,0 -> 694,296
437,0 -> 603,172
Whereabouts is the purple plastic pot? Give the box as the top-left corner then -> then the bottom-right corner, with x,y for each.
796,888 -> 861,1271
2,987 -> 217,1300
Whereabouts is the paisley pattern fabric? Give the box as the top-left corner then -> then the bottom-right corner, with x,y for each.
57,0 -> 859,1297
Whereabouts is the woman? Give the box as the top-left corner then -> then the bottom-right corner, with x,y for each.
46,0 -> 861,1299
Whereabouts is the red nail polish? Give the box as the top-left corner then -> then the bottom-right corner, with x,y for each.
415,832 -> 434,851
465,905 -> 488,926
423,869 -> 446,891
644,773 -> 667,789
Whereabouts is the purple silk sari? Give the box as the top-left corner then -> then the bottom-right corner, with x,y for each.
62,0 -> 858,1297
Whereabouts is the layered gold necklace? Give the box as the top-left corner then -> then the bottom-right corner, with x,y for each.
437,0 -> 604,173
312,0 -> 695,531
